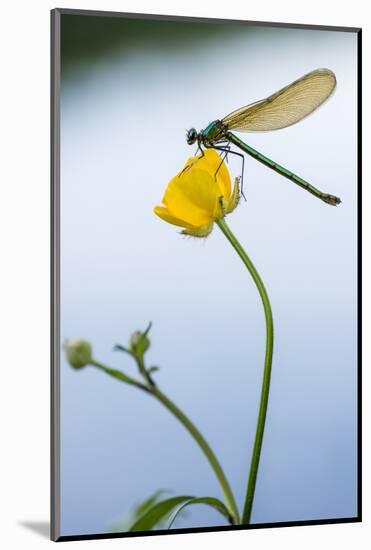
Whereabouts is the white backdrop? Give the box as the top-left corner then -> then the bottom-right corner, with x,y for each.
0,1 -> 369,549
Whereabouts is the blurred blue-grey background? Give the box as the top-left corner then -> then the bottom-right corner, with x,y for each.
59,14 -> 358,537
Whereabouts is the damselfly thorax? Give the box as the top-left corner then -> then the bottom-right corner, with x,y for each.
187,120 -> 228,146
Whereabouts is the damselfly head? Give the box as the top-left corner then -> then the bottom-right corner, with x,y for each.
186,128 -> 198,145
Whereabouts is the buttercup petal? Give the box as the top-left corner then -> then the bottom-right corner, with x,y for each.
162,176 -> 215,227
194,149 -> 232,200
173,166 -> 219,216
153,206 -> 196,229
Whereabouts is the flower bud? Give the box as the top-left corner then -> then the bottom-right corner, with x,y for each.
64,339 -> 93,369
129,330 -> 150,356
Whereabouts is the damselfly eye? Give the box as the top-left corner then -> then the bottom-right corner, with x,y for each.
186,128 -> 198,145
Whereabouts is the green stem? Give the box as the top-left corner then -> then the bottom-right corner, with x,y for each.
216,218 -> 274,524
151,386 -> 240,524
90,359 -> 240,524
91,360 -> 150,392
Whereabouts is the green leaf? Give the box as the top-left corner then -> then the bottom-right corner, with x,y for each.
168,497 -> 234,529
129,496 -> 194,532
100,366 -> 132,383
147,366 -> 160,374
133,489 -> 168,517
135,324 -> 152,357
142,321 -> 152,339
114,344 -> 134,356
111,489 -> 169,533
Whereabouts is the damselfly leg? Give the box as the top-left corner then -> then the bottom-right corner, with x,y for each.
205,142 -> 246,200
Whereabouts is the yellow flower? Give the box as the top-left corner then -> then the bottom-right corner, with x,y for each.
154,149 -> 240,237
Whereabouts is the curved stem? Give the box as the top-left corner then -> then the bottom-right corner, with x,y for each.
216,218 -> 274,524
91,360 -> 150,392
90,359 -> 240,524
152,386 -> 240,524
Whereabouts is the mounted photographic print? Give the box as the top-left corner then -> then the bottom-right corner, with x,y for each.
51,9 -> 361,542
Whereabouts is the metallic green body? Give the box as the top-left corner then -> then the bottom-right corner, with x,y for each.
227,133 -> 340,206
201,121 -> 340,206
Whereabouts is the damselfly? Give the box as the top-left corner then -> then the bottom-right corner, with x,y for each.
186,69 -> 340,206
